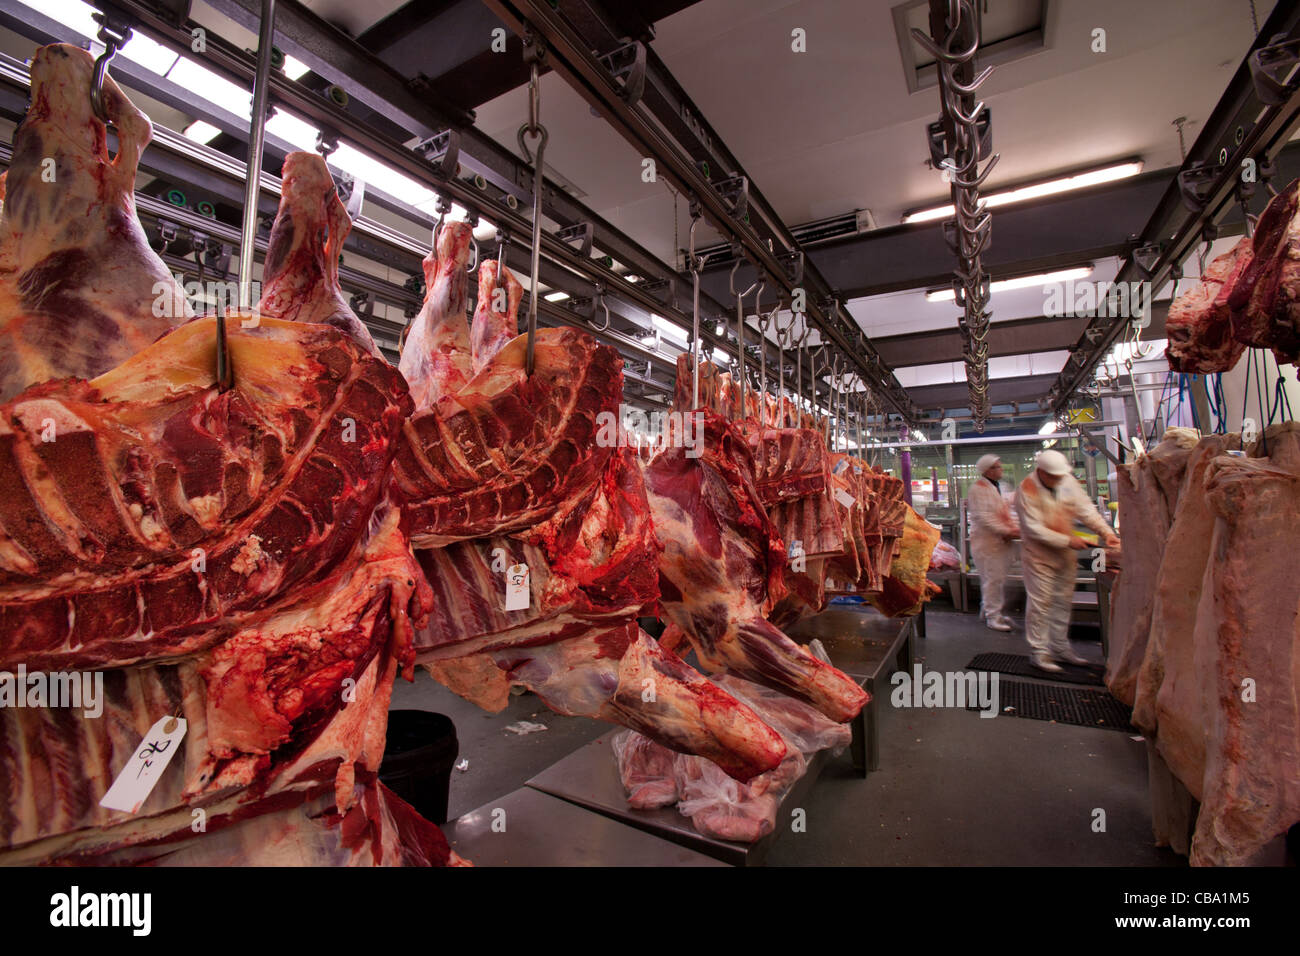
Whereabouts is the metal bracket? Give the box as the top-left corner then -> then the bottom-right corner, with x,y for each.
1132,242 -> 1163,279
556,221 -> 594,258
203,240 -> 232,276
926,108 -> 993,168
349,290 -> 375,318
1176,160 -> 1225,211
1249,34 -> 1300,106
712,174 -> 748,220
414,128 -> 461,179
598,40 -> 648,108
778,250 -> 804,287
640,277 -> 676,310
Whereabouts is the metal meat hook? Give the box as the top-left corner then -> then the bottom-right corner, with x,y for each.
90,15 -> 132,126
216,312 -> 234,393
593,284 -> 611,332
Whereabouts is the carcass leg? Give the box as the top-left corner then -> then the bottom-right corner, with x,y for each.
492,624 -> 787,781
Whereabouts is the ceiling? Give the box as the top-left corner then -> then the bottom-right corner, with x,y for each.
473,0 -> 1276,264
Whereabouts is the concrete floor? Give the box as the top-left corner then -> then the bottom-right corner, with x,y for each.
390,603 -> 1184,866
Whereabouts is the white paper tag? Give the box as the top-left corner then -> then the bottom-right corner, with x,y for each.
789,538 -> 804,558
505,563 -> 530,611
833,458 -> 850,474
99,716 -> 187,814
834,488 -> 856,509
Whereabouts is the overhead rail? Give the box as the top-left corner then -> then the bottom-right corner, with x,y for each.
1045,0 -> 1300,416
36,0 -> 849,416
481,0 -> 922,426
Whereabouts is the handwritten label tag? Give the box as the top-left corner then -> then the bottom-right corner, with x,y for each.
833,458 -> 850,475
834,488 -> 856,509
100,716 -> 187,814
789,538 -> 803,558
505,563 -> 530,611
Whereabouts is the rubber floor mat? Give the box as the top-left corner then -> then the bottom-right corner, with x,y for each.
965,652 -> 1104,687
968,678 -> 1134,732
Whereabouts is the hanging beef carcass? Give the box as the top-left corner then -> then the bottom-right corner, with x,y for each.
0,66 -> 445,864
1166,238 -> 1251,374
1104,428 -> 1199,706
1166,179 -> 1300,373
0,44 -> 190,402
646,408 -> 868,723
394,243 -> 788,781
0,316 -> 412,672
398,220 -> 474,410
1186,423 -> 1300,865
1224,180 -> 1300,365
257,151 -> 379,353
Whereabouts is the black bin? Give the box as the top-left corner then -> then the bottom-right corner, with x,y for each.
379,710 -> 458,825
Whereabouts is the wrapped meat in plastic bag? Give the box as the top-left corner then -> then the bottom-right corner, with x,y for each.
675,745 -> 806,843
613,675 -> 853,842
611,731 -> 679,809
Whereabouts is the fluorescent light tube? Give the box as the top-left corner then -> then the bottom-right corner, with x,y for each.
167,57 -> 252,118
183,120 -> 222,145
282,55 -> 310,80
265,111 -> 321,151
544,291 -> 570,302
925,266 -> 1094,303
903,162 -> 1144,224
651,315 -> 688,345
19,0 -> 97,38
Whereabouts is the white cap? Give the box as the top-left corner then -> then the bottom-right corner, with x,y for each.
976,454 -> 1001,475
1036,449 -> 1072,476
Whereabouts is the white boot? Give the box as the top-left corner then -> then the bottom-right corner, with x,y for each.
1055,646 -> 1089,666
1030,653 -> 1063,673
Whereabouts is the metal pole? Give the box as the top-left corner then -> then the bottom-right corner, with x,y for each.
689,211 -> 701,408
238,0 -> 276,310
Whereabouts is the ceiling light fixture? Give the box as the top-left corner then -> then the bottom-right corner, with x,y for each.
903,161 -> 1145,224
544,291 -> 570,302
651,315 -> 689,346
924,266 -> 1094,303
282,55 -> 310,80
182,120 -> 222,145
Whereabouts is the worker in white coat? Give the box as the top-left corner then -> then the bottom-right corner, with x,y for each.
967,454 -> 1019,631
1015,449 -> 1120,672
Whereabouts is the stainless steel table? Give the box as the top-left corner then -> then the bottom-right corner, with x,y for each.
525,736 -> 828,866
443,786 -> 728,867
786,607 -> 915,776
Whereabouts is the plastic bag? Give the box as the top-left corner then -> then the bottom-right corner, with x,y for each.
611,676 -> 853,843
610,731 -> 678,809
674,746 -> 806,843
713,675 -> 852,755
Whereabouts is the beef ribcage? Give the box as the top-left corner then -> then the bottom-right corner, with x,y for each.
394,329 -> 618,546
0,317 -> 411,672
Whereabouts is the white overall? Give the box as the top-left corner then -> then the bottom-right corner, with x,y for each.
1014,471 -> 1111,659
967,477 -> 1016,622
